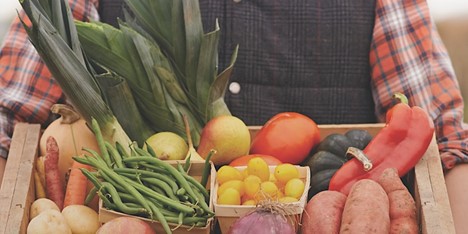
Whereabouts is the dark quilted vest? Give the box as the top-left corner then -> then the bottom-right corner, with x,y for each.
99,0 -> 377,126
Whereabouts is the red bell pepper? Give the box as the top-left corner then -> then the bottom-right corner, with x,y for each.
328,96 -> 434,195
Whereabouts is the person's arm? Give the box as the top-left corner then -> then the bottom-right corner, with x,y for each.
0,0 -> 100,185
370,0 -> 467,169
370,0 -> 467,232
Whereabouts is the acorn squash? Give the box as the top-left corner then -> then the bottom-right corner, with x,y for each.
302,129 -> 373,199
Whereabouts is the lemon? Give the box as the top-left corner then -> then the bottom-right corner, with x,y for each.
247,157 -> 270,181
217,188 -> 241,205
274,163 -> 300,184
217,180 -> 245,196
284,178 -> 305,199
217,166 -> 243,184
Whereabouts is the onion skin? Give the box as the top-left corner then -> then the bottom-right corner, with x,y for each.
229,210 -> 295,234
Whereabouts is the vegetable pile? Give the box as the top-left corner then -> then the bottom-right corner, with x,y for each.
20,0 -> 238,151
72,119 -> 215,234
301,167 -> 418,234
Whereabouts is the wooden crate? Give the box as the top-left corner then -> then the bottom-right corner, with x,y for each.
244,123 -> 456,234
0,123 -> 41,234
0,123 -> 456,234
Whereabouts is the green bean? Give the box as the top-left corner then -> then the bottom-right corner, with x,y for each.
176,188 -> 186,196
89,157 -> 154,218
147,197 -> 181,217
101,182 -> 149,215
114,168 -> 179,193
136,162 -> 167,174
176,212 -> 184,229
164,216 -> 209,227
132,144 -> 153,157
105,141 -> 124,168
123,156 -> 210,213
90,118 -> 112,167
147,201 -> 172,234
120,172 -> 179,201
176,163 -> 209,199
80,168 -> 102,188
84,186 -> 98,206
121,176 -> 195,214
124,197 -> 179,218
98,190 -> 117,210
148,185 -> 168,197
115,141 -> 129,158
190,186 -> 214,217
144,178 -> 179,201
183,155 -> 191,172
73,155 -> 98,168
97,169 -> 125,191
144,142 -> 158,158
201,149 -> 216,187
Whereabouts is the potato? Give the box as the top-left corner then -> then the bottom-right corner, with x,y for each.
29,198 -> 60,221
27,209 -> 71,234
61,205 -> 100,234
96,217 -> 156,234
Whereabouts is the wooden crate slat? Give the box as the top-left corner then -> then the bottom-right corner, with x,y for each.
0,123 -> 30,233
0,123 -> 40,234
414,136 -> 455,234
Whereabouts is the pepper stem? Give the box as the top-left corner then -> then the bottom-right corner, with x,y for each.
392,92 -> 408,105
346,147 -> 373,171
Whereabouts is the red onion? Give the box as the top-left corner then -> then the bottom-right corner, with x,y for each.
229,209 -> 295,234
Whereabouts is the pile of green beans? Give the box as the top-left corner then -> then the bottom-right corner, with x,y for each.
74,119 -> 214,234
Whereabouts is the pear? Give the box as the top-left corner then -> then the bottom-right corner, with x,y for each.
197,115 -> 251,166
145,132 -> 188,160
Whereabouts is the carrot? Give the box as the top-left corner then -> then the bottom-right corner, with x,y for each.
340,179 -> 390,234
63,157 -> 92,208
378,168 -> 418,234
44,136 -> 65,210
301,190 -> 347,234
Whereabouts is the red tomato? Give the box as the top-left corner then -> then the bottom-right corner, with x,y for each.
229,154 -> 283,167
250,112 -> 321,164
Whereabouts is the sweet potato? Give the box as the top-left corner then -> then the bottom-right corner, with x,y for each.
378,168 -> 418,234
301,190 -> 347,234
340,179 -> 390,233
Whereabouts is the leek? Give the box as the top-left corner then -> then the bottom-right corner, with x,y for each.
18,0 -> 137,145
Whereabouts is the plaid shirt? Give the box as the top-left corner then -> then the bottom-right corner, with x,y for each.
0,0 -> 467,170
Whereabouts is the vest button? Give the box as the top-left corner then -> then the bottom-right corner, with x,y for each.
233,0 -> 241,3
229,82 -> 241,94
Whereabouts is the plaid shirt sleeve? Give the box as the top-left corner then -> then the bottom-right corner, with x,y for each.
0,0 -> 99,158
370,0 -> 468,170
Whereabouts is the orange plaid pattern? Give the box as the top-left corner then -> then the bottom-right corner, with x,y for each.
0,0 -> 99,158
370,0 -> 468,170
